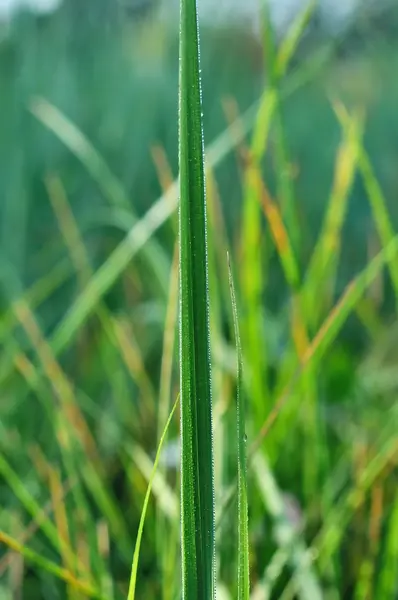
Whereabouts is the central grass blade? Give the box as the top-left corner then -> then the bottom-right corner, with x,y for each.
179,0 -> 215,598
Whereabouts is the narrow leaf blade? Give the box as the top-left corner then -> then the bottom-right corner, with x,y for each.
179,0 -> 215,598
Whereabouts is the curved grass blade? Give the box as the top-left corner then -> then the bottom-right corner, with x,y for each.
179,0 -> 215,597
127,396 -> 178,600
227,254 -> 250,600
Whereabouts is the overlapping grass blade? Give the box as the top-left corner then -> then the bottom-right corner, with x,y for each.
227,255 -> 249,600
179,0 -> 215,597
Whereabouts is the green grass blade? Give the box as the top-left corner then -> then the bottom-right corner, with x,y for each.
0,530 -> 105,600
179,0 -> 215,597
127,397 -> 178,600
128,443 -> 179,523
227,254 -> 249,600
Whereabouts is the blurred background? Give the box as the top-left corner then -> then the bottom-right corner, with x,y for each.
0,0 -> 398,599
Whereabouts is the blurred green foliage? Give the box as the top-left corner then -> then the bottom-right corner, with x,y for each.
0,2 -> 398,599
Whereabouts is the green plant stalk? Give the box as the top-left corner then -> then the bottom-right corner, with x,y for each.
179,0 -> 215,598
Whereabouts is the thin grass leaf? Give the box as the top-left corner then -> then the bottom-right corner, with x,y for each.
179,0 -> 215,597
0,530 -> 105,600
227,254 -> 249,600
127,397 -> 178,600
155,244 -> 180,600
128,443 -> 179,523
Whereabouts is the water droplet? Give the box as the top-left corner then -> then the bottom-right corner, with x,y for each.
244,433 -> 247,443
